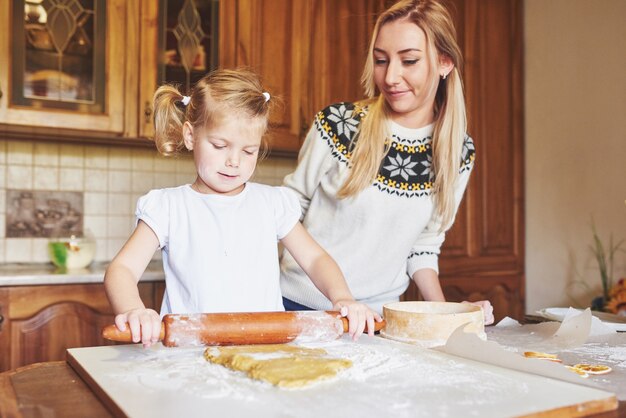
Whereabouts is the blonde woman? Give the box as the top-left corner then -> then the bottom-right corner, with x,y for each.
105,69 -> 380,347
280,0 -> 494,324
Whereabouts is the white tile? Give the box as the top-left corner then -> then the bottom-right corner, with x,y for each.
175,155 -> 195,173
94,241 -> 108,262
153,172 -> 179,189
7,141 -> 33,165
132,149 -> 154,171
273,159 -> 297,180
130,194 -> 142,214
107,215 -> 133,238
154,155 -> 178,173
59,167 -> 84,191
108,170 -> 131,192
0,164 -> 5,188
0,239 -> 5,262
7,165 -> 33,189
107,193 -> 132,216
85,169 -> 108,192
5,238 -> 33,262
107,238 -> 127,260
109,148 -> 132,170
32,238 -> 50,263
83,215 -> 107,239
254,162 -> 276,179
85,145 -> 109,169
252,175 -> 272,186
33,166 -> 59,190
131,171 -> 154,193
84,192 -> 109,215
34,143 -> 60,166
0,214 -> 5,237
176,173 -> 195,185
0,190 -> 4,214
0,140 -> 6,164
59,144 -> 85,167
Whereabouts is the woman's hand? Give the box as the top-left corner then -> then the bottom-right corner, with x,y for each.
114,308 -> 162,348
333,300 -> 383,340
463,300 -> 494,325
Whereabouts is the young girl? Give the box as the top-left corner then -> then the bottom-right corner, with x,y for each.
279,0 -> 494,324
104,69 -> 381,347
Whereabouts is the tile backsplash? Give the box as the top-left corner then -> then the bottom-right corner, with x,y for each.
6,190 -> 83,238
0,140 -> 296,264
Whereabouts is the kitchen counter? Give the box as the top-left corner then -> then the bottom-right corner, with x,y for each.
0,261 -> 165,286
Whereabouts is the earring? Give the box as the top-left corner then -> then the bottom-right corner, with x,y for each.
442,73 -> 447,80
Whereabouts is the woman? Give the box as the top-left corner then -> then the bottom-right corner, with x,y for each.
279,0 -> 494,324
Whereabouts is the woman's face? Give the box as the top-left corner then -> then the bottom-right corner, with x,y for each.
373,18 -> 446,128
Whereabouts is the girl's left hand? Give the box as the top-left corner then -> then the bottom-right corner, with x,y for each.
463,300 -> 495,325
333,300 -> 383,340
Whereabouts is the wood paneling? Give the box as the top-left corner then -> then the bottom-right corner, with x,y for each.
220,0 -> 386,154
403,0 -> 525,321
0,282 -> 163,372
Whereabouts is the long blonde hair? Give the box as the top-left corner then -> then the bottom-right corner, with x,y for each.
152,68 -> 273,157
339,0 -> 466,229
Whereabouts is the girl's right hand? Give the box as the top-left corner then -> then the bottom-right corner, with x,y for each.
114,308 -> 161,348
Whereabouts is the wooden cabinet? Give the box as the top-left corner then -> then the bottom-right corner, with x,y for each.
0,0 -> 386,154
218,0 -> 385,155
0,281 -> 164,372
137,0 -> 220,139
0,0 -> 128,136
402,0 -> 525,322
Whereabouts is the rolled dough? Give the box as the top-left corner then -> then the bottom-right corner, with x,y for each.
204,344 -> 352,388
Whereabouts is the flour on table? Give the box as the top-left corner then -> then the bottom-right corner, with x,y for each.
103,335 -> 537,417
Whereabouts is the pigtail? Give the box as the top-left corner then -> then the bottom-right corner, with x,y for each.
152,85 -> 188,157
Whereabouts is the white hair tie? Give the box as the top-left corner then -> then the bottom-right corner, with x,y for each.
181,96 -> 191,106
262,92 -> 270,102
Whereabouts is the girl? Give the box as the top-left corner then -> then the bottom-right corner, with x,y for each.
279,0 -> 494,324
104,69 -> 381,347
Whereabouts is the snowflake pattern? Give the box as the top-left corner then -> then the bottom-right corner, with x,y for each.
315,102 -> 475,198
326,104 -> 359,141
383,154 -> 418,181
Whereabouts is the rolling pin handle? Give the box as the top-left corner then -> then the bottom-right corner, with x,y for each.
102,323 -> 165,343
330,312 -> 386,333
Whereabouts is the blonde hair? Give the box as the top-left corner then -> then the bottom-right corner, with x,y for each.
152,68 -> 273,158
339,0 -> 466,229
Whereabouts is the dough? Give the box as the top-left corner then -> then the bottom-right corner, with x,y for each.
204,344 -> 352,388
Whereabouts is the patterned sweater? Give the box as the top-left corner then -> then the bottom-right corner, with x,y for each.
279,102 -> 475,313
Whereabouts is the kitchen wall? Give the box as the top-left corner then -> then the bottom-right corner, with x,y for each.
525,0 -> 626,312
0,139 -> 296,264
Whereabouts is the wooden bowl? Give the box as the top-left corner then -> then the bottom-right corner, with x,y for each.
381,301 -> 485,347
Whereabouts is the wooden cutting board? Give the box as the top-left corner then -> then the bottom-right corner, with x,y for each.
67,335 -> 617,418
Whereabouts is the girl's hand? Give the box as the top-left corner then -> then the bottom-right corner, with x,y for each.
114,308 -> 162,347
463,300 -> 495,325
332,300 -> 383,341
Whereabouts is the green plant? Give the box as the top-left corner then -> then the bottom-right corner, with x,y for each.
590,222 -> 624,310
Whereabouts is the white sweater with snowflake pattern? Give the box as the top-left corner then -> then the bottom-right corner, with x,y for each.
279,102 -> 475,313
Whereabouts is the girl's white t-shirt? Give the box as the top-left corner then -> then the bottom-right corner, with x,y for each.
136,183 -> 301,315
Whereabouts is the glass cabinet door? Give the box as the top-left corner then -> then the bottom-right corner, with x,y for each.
0,0 -> 126,134
160,0 -> 219,93
13,0 -> 105,112
139,0 -> 219,138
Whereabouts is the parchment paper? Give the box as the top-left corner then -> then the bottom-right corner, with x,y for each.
439,308 -> 626,400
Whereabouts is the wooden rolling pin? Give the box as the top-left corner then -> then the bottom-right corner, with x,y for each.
102,311 -> 386,347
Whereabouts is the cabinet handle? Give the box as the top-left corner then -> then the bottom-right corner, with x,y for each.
144,101 -> 152,124
0,83 -> 3,99
0,314 -> 4,325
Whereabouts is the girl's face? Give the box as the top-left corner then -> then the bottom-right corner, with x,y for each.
183,115 -> 264,195
373,18 -> 452,128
